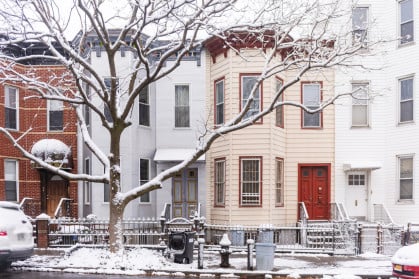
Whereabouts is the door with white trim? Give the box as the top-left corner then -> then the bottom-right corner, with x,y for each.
345,171 -> 368,220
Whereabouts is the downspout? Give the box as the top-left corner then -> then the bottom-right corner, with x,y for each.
77,121 -> 83,217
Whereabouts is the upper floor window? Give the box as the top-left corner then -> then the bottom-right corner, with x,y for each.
84,158 -> 90,205
352,7 -> 369,46
48,100 -> 63,131
139,158 -> 150,203
214,159 -> 226,206
399,76 -> 414,123
399,155 -> 413,201
5,86 -> 18,130
400,0 -> 414,45
302,83 -> 322,128
83,83 -> 90,126
240,157 -> 262,206
175,85 -> 190,128
4,160 -> 18,201
275,158 -> 284,206
104,77 -> 119,123
275,78 -> 284,128
352,83 -> 369,127
139,86 -> 150,127
215,79 -> 224,126
241,75 -> 261,120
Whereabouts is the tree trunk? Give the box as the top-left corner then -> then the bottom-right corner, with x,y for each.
109,199 -> 125,253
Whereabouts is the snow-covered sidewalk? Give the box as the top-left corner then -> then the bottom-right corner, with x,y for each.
12,247 -> 393,278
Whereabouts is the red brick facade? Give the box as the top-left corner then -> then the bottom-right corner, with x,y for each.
0,62 -> 78,218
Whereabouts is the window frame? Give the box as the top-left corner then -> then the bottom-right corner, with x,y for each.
398,155 -> 414,202
351,82 -> 370,127
139,158 -> 151,203
174,84 -> 190,128
399,76 -> 414,124
239,156 -> 262,207
352,6 -> 369,46
214,78 -> 225,126
347,171 -> 367,187
84,158 -> 91,205
275,157 -> 284,207
139,86 -> 150,127
399,0 -> 414,45
239,73 -> 263,123
275,77 -> 284,128
214,158 -> 226,207
48,99 -> 64,131
301,82 -> 323,129
4,85 -> 18,130
4,159 -> 18,202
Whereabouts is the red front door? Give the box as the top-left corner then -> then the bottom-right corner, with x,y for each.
299,165 -> 330,220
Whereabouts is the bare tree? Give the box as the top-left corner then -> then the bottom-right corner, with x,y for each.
0,0 -> 380,253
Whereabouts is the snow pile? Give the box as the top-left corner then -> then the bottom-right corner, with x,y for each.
391,243 -> 419,266
31,139 -> 71,163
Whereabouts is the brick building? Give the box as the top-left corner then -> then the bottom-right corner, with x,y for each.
0,45 -> 78,218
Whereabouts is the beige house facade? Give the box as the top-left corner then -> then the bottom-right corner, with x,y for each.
204,35 -> 335,226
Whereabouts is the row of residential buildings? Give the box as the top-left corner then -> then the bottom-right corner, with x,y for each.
0,0 -> 418,226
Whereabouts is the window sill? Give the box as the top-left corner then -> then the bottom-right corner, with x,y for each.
139,202 -> 152,205
350,125 -> 371,129
138,125 -> 151,129
396,199 -> 414,205
397,121 -> 415,126
398,41 -> 415,49
173,127 -> 191,130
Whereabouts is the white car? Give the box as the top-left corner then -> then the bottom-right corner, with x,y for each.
0,201 -> 34,270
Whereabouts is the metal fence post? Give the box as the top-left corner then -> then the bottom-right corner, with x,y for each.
197,238 -> 205,269
247,239 -> 254,270
377,223 -> 383,254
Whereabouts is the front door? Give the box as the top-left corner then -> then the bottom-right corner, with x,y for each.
47,175 -> 68,217
299,165 -> 330,220
345,171 -> 368,220
172,168 -> 198,219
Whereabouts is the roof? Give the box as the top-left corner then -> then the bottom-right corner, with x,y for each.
153,148 -> 205,162
342,161 -> 382,171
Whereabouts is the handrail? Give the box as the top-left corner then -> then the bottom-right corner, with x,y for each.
19,197 -> 33,208
373,203 -> 395,225
299,202 -> 309,223
54,198 -> 72,219
160,202 -> 171,222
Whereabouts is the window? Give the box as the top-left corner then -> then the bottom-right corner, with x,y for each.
83,83 -> 90,126
48,100 -> 63,131
5,86 -> 18,130
241,75 -> 261,119
240,157 -> 261,206
175,85 -> 190,127
399,76 -> 414,123
214,159 -> 226,206
399,156 -> 413,200
302,83 -> 321,128
139,86 -> 150,126
352,7 -> 368,46
5,160 -> 18,201
84,158 -> 90,205
400,0 -> 414,44
352,83 -> 369,127
103,182 -> 110,203
103,77 -> 119,123
348,172 -> 366,186
275,78 -> 284,127
215,79 -> 224,126
275,158 -> 284,206
139,158 -> 150,203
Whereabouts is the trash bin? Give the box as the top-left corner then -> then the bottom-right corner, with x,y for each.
231,230 -> 245,246
168,231 -> 195,264
255,242 -> 275,270
257,229 -> 273,243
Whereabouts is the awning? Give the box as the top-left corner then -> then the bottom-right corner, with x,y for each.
31,139 -> 73,169
153,148 -> 205,162
342,161 -> 381,171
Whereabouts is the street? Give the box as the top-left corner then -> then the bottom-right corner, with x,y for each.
0,270 -> 174,279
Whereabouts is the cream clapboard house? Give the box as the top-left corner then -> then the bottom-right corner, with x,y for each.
204,33 -> 335,226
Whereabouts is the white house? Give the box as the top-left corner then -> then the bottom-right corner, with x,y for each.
77,31 -> 206,219
335,0 -> 419,224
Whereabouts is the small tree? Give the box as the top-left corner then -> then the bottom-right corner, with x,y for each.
0,0 -> 380,253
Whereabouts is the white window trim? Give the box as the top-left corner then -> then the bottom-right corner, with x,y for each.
352,6 -> 370,47
240,157 -> 262,206
347,171 -> 367,187
351,82 -> 370,127
398,0 -> 415,46
397,154 -> 414,203
139,86 -> 150,127
5,159 -> 19,202
398,75 -> 414,124
84,158 -> 90,205
302,83 -> 321,128
139,158 -> 151,204
174,83 -> 191,128
5,85 -> 19,131
47,99 -> 64,131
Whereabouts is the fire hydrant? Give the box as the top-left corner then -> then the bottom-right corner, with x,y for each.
219,233 -> 231,267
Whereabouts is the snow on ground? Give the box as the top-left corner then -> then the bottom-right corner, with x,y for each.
11,247 -> 393,277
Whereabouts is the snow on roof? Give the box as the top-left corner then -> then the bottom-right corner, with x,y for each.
391,243 -> 419,266
342,161 -> 382,171
154,148 -> 205,162
31,139 -> 71,156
